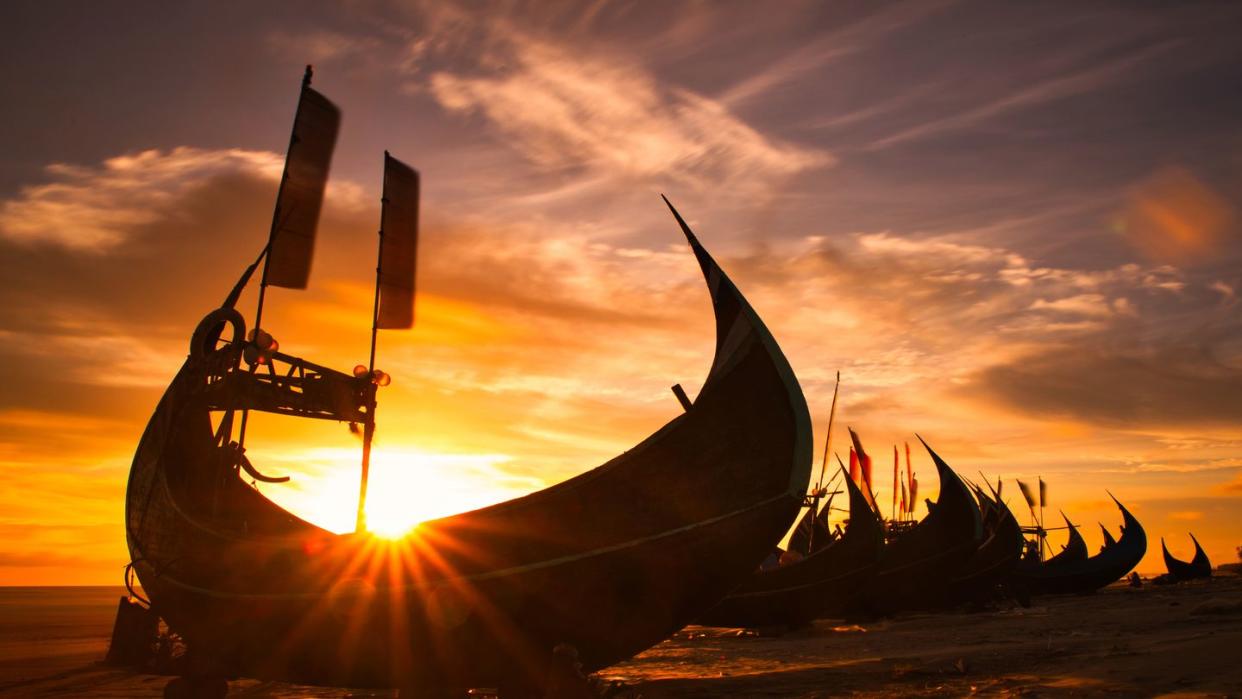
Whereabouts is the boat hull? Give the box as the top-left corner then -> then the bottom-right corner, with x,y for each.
696,474 -> 884,628
126,211 -> 813,690
846,441 -> 982,617
929,492 -> 1023,608
1161,534 -> 1212,582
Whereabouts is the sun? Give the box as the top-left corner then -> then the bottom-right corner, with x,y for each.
365,448 -> 537,537
248,445 -> 537,539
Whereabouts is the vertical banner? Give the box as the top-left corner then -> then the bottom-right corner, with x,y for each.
267,83 -> 341,289
892,445 -> 899,516
377,153 -> 420,329
904,441 -> 914,513
1018,480 -> 1036,509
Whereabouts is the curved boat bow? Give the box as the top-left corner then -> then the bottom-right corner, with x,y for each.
1041,513 -> 1088,568
848,437 -> 982,616
1162,533 -> 1212,581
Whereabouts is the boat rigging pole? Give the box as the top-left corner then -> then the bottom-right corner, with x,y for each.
1033,479 -> 1043,561
239,66 -> 313,451
252,66 -> 312,337
355,155 -> 388,533
807,371 -> 840,552
353,150 -> 418,532
816,371 -> 840,493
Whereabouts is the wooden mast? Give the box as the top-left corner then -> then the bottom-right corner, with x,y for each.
239,66 -> 314,451
817,371 -> 840,492
355,152 -> 390,533
807,371 -> 840,551
253,65 -> 312,343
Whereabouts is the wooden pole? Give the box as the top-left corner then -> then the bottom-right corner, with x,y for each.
355,151 -> 388,534
253,65 -> 311,337
239,66 -> 311,452
1038,475 -> 1045,561
817,371 -> 840,492
671,383 -> 693,412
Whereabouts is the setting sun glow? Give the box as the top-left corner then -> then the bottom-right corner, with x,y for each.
246,446 -> 535,539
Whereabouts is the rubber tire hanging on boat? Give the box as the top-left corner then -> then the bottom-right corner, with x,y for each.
189,307 -> 246,359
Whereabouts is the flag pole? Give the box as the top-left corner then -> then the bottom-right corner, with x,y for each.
239,65 -> 312,452
1033,476 -> 1043,563
892,445 -> 898,522
816,371 -> 840,493
253,64 -> 312,336
355,152 -> 388,534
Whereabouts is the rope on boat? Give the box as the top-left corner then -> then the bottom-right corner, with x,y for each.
124,561 -> 152,608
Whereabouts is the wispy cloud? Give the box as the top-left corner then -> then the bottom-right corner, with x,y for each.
718,0 -> 959,107
416,15 -> 830,186
0,148 -> 284,251
863,40 -> 1180,150
1029,293 -> 1115,318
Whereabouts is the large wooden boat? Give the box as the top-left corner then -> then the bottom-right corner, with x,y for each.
695,469 -> 884,628
125,199 -> 813,693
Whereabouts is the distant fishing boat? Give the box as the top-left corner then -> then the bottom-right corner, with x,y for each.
696,467 -> 883,628
121,69 -> 813,696
1039,513 -> 1091,568
1010,495 -> 1146,596
1160,533 -> 1212,582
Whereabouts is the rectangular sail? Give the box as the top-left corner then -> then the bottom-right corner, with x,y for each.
376,152 -> 419,329
266,83 -> 341,289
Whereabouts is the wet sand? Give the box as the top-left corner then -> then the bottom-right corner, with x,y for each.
1,574 -> 1239,697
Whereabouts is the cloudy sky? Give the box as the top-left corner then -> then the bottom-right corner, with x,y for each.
2,0 -> 1240,584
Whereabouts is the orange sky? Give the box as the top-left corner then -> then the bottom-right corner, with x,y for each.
2,1 -> 1241,584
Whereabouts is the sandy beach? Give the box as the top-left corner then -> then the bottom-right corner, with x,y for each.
1,573 -> 1238,698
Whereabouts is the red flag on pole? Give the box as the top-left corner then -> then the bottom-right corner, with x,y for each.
849,447 -> 860,484
848,427 -> 872,488
904,441 -> 914,507
892,445 -> 899,517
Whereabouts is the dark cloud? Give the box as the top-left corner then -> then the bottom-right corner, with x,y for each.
970,343 -> 1242,428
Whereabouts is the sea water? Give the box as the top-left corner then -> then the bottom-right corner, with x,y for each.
0,586 -> 126,684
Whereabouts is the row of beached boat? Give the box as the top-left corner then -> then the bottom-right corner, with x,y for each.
113,70 -> 1210,698
698,435 -> 1151,629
